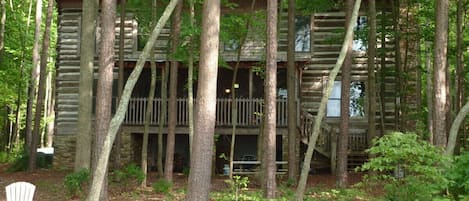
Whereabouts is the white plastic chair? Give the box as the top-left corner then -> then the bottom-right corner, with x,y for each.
5,181 -> 36,201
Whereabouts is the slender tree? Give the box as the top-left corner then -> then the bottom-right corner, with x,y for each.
114,0 -> 127,169
336,0 -> 353,188
455,0 -> 464,121
295,0 -> 361,199
367,0 -> 377,147
228,0 -> 256,179
263,0 -> 277,198
141,0 -> 158,187
158,60 -> 169,177
433,0 -> 449,147
287,0 -> 298,181
164,1 -> 182,182
186,0 -> 220,199
425,40 -> 433,142
29,0 -> 54,172
187,0 -> 195,160
46,71 -> 55,147
75,0 -> 98,171
25,0 -> 42,154
86,1 -> 179,200
0,0 -> 5,60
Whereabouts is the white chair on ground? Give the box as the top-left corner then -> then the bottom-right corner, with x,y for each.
5,181 -> 36,201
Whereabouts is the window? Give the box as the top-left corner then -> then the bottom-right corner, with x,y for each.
224,39 -> 240,52
295,16 -> 311,52
326,81 -> 365,117
353,16 -> 367,51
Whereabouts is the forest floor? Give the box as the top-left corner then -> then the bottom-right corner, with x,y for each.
0,164 -> 371,201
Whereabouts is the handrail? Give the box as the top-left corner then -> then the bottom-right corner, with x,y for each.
124,97 -> 288,127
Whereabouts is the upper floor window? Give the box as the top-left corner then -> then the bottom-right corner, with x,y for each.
326,80 -> 365,117
295,16 -> 311,52
353,16 -> 367,51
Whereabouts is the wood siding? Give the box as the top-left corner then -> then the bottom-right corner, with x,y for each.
56,10 -> 137,135
300,11 -> 397,135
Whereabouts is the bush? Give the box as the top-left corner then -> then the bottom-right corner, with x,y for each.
447,151 -> 469,198
358,132 -> 450,200
63,168 -> 90,198
152,179 -> 172,194
113,163 -> 145,183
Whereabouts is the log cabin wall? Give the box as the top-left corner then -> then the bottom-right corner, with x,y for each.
300,11 -> 398,135
55,9 -> 137,136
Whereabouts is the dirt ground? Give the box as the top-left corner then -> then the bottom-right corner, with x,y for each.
0,164 -> 365,201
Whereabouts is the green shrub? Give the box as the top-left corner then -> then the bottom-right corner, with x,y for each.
447,151 -> 469,198
112,163 -> 145,185
152,179 -> 172,194
358,132 -> 450,200
63,168 -> 90,197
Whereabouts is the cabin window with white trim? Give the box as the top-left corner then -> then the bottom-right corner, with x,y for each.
326,81 -> 365,117
295,16 -> 311,52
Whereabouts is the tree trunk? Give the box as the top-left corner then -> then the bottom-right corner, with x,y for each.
75,0 -> 98,172
164,1 -> 182,182
425,41 -> 433,142
228,0 -> 256,179
86,1 -> 179,200
113,0 -> 126,169
295,0 -> 361,199
367,0 -> 376,147
187,0 -> 195,161
287,0 -> 298,181
158,61 -> 168,178
93,0 -> 117,198
447,101 -> 469,155
378,9 -> 386,135
263,0 -> 278,198
433,0 -> 449,147
455,0 -> 464,148
336,0 -> 353,188
46,72 -> 55,147
0,0 -> 5,60
29,0 -> 53,172
186,0 -> 220,200
25,0 -> 42,155
142,50 -> 157,187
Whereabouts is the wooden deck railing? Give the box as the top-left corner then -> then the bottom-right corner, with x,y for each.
300,110 -> 368,157
124,98 -> 288,127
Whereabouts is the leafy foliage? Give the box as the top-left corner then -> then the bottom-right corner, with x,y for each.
358,132 -> 450,200
447,151 -> 469,198
152,179 -> 173,194
111,163 -> 145,186
63,168 -> 90,197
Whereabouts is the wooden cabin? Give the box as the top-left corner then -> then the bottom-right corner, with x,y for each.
54,0 -> 416,173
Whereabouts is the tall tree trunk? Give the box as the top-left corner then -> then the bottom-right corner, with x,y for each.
378,9 -> 386,135
367,0 -> 376,147
164,1 -> 182,182
336,0 -> 353,188
46,71 -> 55,147
142,50 -> 157,187
295,0 -> 361,199
25,0 -> 42,155
263,0 -> 277,198
0,0 -> 5,60
86,1 -> 179,200
425,40 -> 433,142
158,61 -> 168,178
140,0 -> 158,187
447,101 -> 469,155
93,0 -> 116,198
287,0 -> 298,181
75,0 -> 98,171
186,0 -> 220,199
455,0 -> 464,147
29,0 -> 54,172
187,0 -> 195,161
114,0 -> 126,169
433,0 -> 449,147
